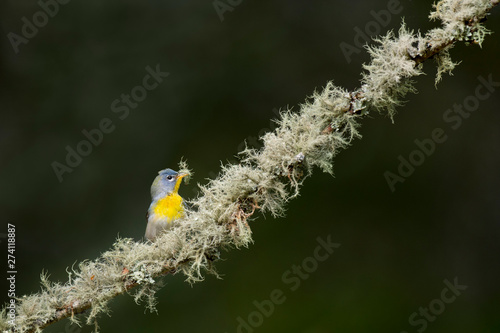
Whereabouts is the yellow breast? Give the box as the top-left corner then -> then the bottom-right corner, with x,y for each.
152,193 -> 184,221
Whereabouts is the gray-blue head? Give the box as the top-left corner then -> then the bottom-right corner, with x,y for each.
150,168 -> 187,199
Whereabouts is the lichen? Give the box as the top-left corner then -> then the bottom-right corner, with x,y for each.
430,0 -> 493,25
434,47 -> 460,85
361,23 -> 424,118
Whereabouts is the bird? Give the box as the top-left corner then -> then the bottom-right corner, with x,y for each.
145,168 -> 187,241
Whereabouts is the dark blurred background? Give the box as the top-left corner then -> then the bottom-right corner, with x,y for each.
1,0 -> 499,332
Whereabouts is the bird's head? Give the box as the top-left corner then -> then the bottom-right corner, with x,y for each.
151,168 -> 187,199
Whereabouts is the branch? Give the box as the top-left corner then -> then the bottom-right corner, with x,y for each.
1,0 -> 498,332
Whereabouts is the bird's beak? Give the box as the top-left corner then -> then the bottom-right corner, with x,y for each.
173,173 -> 188,193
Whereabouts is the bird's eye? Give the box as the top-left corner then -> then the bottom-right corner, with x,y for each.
166,175 -> 173,180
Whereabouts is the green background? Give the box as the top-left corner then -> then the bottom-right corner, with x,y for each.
1,0 -> 500,332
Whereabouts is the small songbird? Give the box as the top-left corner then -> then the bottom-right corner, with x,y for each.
145,168 -> 187,241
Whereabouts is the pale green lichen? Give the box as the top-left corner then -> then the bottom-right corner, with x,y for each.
429,0 -> 491,46
361,23 -> 424,118
177,159 -> 193,184
430,0 -> 492,25
240,82 -> 359,199
434,48 -> 460,85
428,0 -> 492,85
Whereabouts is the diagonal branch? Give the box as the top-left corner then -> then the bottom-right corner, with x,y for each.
1,0 -> 498,332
